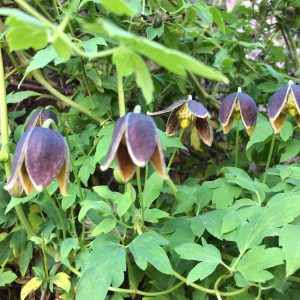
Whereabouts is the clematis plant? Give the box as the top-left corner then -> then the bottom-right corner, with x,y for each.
268,81 -> 300,133
5,127 -> 69,196
219,87 -> 257,136
101,112 -> 168,182
147,96 -> 213,146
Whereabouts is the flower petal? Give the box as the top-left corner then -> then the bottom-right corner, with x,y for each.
5,129 -> 32,193
219,93 -> 237,127
25,127 -> 67,192
40,109 -> 58,127
57,150 -> 70,196
150,134 -> 168,179
291,85 -> 300,115
187,100 -> 209,118
101,115 -> 127,171
238,92 -> 257,136
270,112 -> 287,134
268,86 -> 289,121
116,143 -> 136,182
166,108 -> 180,136
195,117 -> 213,146
147,98 -> 187,116
126,113 -> 157,167
26,109 -> 42,130
26,108 -> 58,130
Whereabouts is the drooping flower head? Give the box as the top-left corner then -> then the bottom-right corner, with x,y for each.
5,127 -> 69,196
101,113 -> 167,182
219,88 -> 257,136
147,97 -> 213,146
268,81 -> 300,133
26,108 -> 58,130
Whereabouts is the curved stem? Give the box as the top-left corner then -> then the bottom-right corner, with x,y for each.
117,69 -> 126,117
136,168 -> 144,227
263,134 -> 276,184
235,120 -> 240,168
167,129 -> 184,169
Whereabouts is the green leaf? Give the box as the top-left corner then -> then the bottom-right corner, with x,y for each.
21,277 -> 43,300
236,246 -> 284,283
279,224 -> 300,276
0,270 -> 17,287
77,236 -> 126,300
175,239 -> 223,283
5,14 -> 48,51
81,37 -> 107,53
52,36 -> 72,62
78,156 -> 96,186
19,243 -> 33,277
85,20 -> 228,83
280,121 -> 293,142
212,182 -> 241,209
129,232 -> 173,274
78,200 -> 111,222
52,272 -> 71,293
209,7 -> 225,34
280,139 -> 300,162
143,172 -> 164,208
60,238 -> 78,260
146,25 -> 164,40
144,208 -> 169,223
6,91 -> 41,104
102,0 -> 137,16
91,218 -> 116,236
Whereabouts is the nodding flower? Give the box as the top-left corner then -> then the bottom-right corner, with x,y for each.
5,127 -> 69,197
219,87 -> 257,136
268,81 -> 300,133
147,97 -> 213,146
26,108 -> 58,130
100,113 -> 168,182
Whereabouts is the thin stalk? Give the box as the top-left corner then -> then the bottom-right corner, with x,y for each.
165,178 -> 177,195
235,120 -> 240,168
0,48 -> 36,238
263,134 -> 276,184
41,235 -> 50,283
167,129 -> 184,169
285,29 -> 300,72
136,168 -> 144,227
117,70 -> 126,116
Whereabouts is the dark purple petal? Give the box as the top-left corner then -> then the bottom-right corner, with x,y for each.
40,109 -> 58,126
126,113 -> 157,166
26,109 -> 58,131
147,99 -> 187,116
268,86 -> 289,120
166,108 -> 180,136
238,93 -> 257,135
187,100 -> 209,118
291,85 -> 300,114
195,117 -> 213,146
5,129 -> 32,192
101,116 -> 127,171
219,93 -> 237,125
26,109 -> 42,131
116,143 -> 136,182
25,127 -> 67,191
150,134 -> 168,179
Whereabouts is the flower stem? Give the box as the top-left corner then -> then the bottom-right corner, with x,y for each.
136,168 -> 144,227
235,120 -> 240,168
263,134 -> 276,184
117,69 -> 126,117
165,178 -> 177,195
167,129 -> 184,169
0,48 -> 36,238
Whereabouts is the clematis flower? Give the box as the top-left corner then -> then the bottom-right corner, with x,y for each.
219,88 -> 257,136
5,127 -> 69,196
268,81 -> 300,133
147,98 -> 213,146
100,113 -> 168,182
26,108 -> 58,130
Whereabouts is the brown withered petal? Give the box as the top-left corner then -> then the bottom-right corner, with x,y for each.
147,98 -> 187,116
116,142 -> 136,182
150,134 -> 168,179
100,116 -> 127,171
166,108 -> 181,136
219,92 -> 238,128
26,108 -> 58,131
24,127 -> 68,194
239,93 -> 257,136
126,113 -> 157,167
187,100 -> 210,118
195,118 -> 213,146
268,86 -> 289,122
